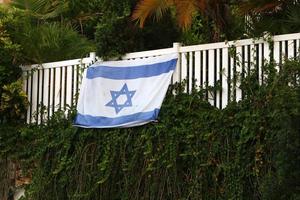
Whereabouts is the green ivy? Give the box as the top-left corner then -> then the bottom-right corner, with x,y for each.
1,59 -> 300,200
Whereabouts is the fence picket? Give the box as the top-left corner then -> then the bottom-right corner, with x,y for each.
66,66 -> 73,109
236,46 -> 243,102
222,47 -> 229,109
194,51 -> 201,88
181,52 -> 188,92
208,49 -> 215,105
216,49 -> 222,108
288,40 -> 295,59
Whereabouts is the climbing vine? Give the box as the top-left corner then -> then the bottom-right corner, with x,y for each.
0,59 -> 300,200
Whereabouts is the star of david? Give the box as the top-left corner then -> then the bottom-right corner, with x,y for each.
105,83 -> 136,114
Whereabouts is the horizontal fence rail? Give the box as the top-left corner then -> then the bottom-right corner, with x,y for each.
22,33 -> 300,123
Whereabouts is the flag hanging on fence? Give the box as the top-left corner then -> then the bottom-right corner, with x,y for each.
74,54 -> 178,128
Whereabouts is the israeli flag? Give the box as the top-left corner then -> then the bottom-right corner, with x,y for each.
74,54 -> 178,128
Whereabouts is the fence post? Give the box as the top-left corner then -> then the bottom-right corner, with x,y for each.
89,52 -> 97,63
172,42 -> 181,84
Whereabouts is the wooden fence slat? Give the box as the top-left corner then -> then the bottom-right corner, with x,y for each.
188,52 -> 193,93
181,52 -> 188,92
215,49 -> 221,108
236,46 -> 243,102
208,49 -> 215,105
66,66 -> 73,108
288,40 -> 295,59
273,41 -> 280,72
172,43 -> 181,85
194,51 -> 201,89
222,47 -> 229,109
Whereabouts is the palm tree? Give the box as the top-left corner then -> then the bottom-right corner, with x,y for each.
239,0 -> 293,14
239,0 -> 300,36
11,0 -> 101,35
132,0 -> 232,41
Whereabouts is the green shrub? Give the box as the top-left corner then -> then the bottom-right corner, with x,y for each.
95,9 -> 180,60
13,22 -> 95,64
0,80 -> 28,123
0,5 -> 95,64
1,59 -> 300,200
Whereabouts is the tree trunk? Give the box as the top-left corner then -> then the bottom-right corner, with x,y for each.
0,157 -> 16,200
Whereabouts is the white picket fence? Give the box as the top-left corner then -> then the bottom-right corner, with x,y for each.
22,33 -> 300,123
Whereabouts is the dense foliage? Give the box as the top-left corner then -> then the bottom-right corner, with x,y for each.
0,6 -> 28,124
94,0 -> 180,59
3,0 -> 300,62
95,11 -> 180,60
6,0 -> 180,61
242,0 -> 300,37
0,5 -> 94,64
1,59 -> 299,199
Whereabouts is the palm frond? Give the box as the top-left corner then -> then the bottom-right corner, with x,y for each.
175,0 -> 198,29
132,0 -> 172,28
239,0 -> 291,14
11,0 -> 69,19
197,0 -> 207,13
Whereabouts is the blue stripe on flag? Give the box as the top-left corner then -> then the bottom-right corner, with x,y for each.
74,109 -> 160,127
86,59 -> 177,80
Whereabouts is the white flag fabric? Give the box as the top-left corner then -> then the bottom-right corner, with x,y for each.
74,54 -> 178,128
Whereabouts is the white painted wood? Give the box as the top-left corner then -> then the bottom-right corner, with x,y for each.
188,52 -> 193,93
273,41 -> 280,72
222,48 -> 229,109
123,47 -> 175,60
42,68 -> 50,121
29,70 -> 38,123
172,53 -> 180,84
21,53 -> 96,71
208,49 -> 215,105
22,72 -> 27,96
229,48 -> 235,103
273,33 -> 300,42
297,39 -> 300,55
258,44 -> 263,85
194,51 -> 201,88
250,44 -> 256,71
37,69 -> 43,124
66,66 -> 73,107
282,41 -> 287,61
264,41 -> 270,64
49,68 -> 55,117
22,71 -> 29,123
287,40 -> 295,59
54,67 -> 61,112
73,65 -> 79,105
172,43 -> 181,84
181,52 -> 188,92
216,49 -> 221,108
179,38 -> 265,53
61,66 -> 66,109
236,46 -> 243,102
263,42 -> 270,83
244,45 -> 249,77
296,39 -> 300,57
202,50 -> 207,90
26,72 -> 31,123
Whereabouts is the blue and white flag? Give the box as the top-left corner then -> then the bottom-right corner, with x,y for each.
74,54 -> 178,128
